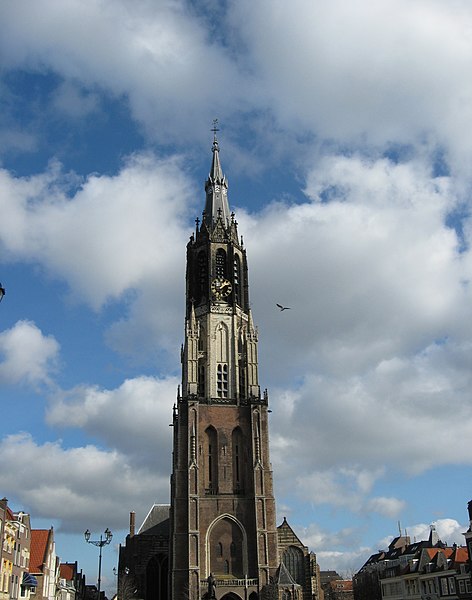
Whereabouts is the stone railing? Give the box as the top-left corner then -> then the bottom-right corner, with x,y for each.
200,577 -> 258,592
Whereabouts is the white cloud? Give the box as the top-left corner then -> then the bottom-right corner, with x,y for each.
0,153 -> 192,358
0,320 -> 60,386
229,0 -> 472,170
0,432 -> 167,532
292,467 -> 386,514
47,375 -> 178,469
367,497 -> 406,519
0,0 -> 247,144
3,0 -> 472,174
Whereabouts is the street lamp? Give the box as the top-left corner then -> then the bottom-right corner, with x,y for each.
84,528 -> 113,600
0,283 -> 5,303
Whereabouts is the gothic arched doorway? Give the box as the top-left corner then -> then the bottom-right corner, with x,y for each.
145,553 -> 168,600
209,517 -> 244,577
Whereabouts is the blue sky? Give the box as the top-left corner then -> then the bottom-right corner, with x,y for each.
1,0 -> 472,595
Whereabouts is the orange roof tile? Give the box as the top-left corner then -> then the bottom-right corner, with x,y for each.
30,530 -> 51,573
452,547 -> 469,564
60,564 -> 75,581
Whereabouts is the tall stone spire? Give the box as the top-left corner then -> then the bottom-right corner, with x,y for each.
171,128 -> 279,600
203,120 -> 231,228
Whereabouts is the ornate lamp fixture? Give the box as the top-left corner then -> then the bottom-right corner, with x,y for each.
84,528 -> 113,600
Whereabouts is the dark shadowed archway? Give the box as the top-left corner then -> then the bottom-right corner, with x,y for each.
145,553 -> 168,600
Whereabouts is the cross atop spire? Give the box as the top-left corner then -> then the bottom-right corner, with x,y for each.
211,118 -> 219,147
204,120 -> 230,228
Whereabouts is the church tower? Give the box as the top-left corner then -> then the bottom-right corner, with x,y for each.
169,130 -> 279,600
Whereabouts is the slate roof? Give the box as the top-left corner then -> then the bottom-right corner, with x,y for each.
276,562 -> 300,587
138,504 -> 170,535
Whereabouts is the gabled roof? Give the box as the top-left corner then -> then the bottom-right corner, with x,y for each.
451,546 -> 469,565
30,529 -> 53,573
277,517 -> 306,550
276,562 -> 300,587
138,504 -> 170,535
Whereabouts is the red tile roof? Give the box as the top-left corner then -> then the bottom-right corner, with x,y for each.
30,530 -> 51,573
452,547 -> 469,564
60,564 -> 75,581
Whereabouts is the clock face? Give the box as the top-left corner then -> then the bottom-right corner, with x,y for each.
211,277 -> 232,300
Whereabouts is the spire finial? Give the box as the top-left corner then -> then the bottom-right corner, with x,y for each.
211,118 -> 219,150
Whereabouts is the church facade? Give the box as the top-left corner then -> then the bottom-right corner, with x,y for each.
118,134 -> 322,600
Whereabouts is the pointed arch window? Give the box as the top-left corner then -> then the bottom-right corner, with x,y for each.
232,427 -> 244,492
198,362 -> 205,397
205,427 -> 218,492
283,546 -> 305,585
233,255 -> 241,304
215,249 -> 226,278
198,251 -> 207,300
238,365 -> 246,400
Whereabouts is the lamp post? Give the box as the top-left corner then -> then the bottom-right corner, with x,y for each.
0,283 -> 5,303
84,528 -> 113,600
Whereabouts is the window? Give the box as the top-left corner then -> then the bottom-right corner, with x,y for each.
283,546 -> 305,585
198,363 -> 205,397
232,427 -> 243,491
448,578 -> 455,594
233,255 -> 241,303
217,364 -> 228,398
205,427 -> 218,491
215,249 -> 226,278
440,578 -> 448,595
198,252 -> 207,300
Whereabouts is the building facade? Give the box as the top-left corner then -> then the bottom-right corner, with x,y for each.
354,515 -> 472,600
0,499 -> 36,600
30,528 -> 58,600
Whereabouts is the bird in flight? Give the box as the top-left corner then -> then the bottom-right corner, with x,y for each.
276,303 -> 291,311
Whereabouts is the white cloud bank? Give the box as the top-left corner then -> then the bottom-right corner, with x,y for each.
0,432 -> 167,532
47,375 -> 178,470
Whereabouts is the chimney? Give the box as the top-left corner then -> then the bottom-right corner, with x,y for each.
129,511 -> 135,537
